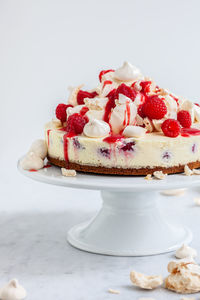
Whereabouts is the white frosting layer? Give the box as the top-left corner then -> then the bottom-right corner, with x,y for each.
123,126 -> 146,138
84,119 -> 110,138
0,279 -> 27,300
114,61 -> 143,82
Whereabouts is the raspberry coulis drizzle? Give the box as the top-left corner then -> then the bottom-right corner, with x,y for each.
181,128 -> 200,137
47,129 -> 51,146
63,131 -> 76,162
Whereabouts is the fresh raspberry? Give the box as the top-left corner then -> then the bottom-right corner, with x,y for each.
116,83 -> 137,101
161,119 -> 181,138
137,104 -> 146,118
55,103 -> 73,123
99,69 -> 114,82
77,90 -> 97,105
66,113 -> 87,134
143,96 -> 167,120
177,110 -> 192,128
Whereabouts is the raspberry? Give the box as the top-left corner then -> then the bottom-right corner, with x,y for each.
143,96 -> 167,120
55,103 -> 73,123
116,83 -> 137,101
77,90 -> 97,105
138,104 -> 146,118
161,119 -> 181,138
66,113 -> 87,134
103,89 -> 117,122
177,110 -> 192,128
99,69 -> 114,82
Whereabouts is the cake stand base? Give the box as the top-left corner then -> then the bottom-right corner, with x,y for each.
67,190 -> 192,256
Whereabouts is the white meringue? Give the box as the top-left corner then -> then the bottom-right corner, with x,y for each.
114,61 -> 143,82
110,99 -> 137,134
83,119 -> 110,138
66,105 -> 85,118
29,139 -> 47,159
0,279 -> 27,300
123,126 -> 146,138
20,152 -> 44,170
175,244 -> 197,259
84,97 -> 108,110
194,103 -> 200,122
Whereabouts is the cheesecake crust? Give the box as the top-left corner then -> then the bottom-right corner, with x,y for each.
47,155 -> 200,176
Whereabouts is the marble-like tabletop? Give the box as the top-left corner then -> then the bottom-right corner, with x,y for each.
1,164 -> 200,300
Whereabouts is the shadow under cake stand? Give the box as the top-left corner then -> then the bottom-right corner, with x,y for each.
18,159 -> 198,256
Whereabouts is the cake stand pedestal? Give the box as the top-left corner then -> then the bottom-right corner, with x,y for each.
18,160 -> 199,256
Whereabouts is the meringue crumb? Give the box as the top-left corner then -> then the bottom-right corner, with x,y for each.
108,289 -> 120,294
130,270 -> 163,289
180,297 -> 196,300
161,189 -> 186,196
192,169 -> 200,175
138,298 -> 156,300
194,197 -> 200,206
184,165 -> 193,176
153,171 -> 166,180
61,168 -> 77,177
145,174 -> 152,180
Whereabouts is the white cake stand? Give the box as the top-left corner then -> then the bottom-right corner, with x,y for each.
18,159 -> 200,256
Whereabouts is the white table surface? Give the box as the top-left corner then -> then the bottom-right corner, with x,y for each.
1,158 -> 200,300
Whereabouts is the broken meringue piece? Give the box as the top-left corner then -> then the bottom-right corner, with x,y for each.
145,174 -> 152,180
20,152 -> 44,170
184,165 -> 193,176
175,244 -> 197,259
192,169 -> 200,175
194,197 -> 200,206
0,279 -> 27,300
123,125 -> 146,138
165,259 -> 200,294
153,171 -> 166,180
68,84 -> 84,106
29,139 -> 47,159
61,168 -> 76,177
108,288 -> 120,294
130,270 -> 163,290
161,189 -> 186,196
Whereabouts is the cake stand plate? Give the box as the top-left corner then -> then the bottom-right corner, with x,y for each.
18,159 -> 200,256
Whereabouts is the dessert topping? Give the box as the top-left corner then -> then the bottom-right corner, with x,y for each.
143,96 -> 167,120
66,113 -> 87,134
161,119 -> 181,138
77,90 -> 97,105
114,61 -> 143,82
99,69 -> 114,82
177,110 -> 192,128
83,119 -> 110,138
123,125 -> 146,138
29,139 -> 48,160
56,103 -> 73,123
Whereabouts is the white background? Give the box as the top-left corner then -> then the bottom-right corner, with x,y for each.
1,1 -> 200,299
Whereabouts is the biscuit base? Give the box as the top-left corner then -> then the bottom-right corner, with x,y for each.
47,156 -> 200,175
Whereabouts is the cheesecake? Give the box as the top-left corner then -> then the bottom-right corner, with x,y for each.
45,62 -> 200,175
